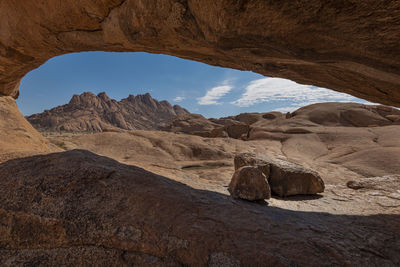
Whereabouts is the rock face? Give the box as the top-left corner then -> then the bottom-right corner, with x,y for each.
234,153 -> 324,197
0,150 -> 399,266
269,159 -> 325,197
234,152 -> 271,179
228,166 -> 271,201
0,96 -> 60,162
0,1 -> 399,107
27,92 -> 189,132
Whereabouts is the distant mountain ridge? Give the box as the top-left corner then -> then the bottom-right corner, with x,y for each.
27,92 -> 189,133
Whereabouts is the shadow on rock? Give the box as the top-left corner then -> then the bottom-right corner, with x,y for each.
273,194 -> 324,201
0,150 -> 399,266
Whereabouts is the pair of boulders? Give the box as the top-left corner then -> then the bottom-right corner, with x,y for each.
228,153 -> 325,201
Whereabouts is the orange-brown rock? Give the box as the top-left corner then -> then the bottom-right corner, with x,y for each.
0,150 -> 399,265
269,159 -> 325,197
234,153 -> 325,197
0,96 -> 60,162
0,1 -> 399,106
228,166 -> 271,201
162,113 -> 221,136
290,102 -> 400,127
248,102 -> 400,141
27,92 -> 189,133
234,152 -> 271,179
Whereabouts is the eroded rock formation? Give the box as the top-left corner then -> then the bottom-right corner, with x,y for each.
0,1 -> 399,106
0,96 -> 60,163
27,92 -> 189,133
233,153 -> 325,197
165,102 -> 400,140
228,166 -> 271,200
0,150 -> 399,265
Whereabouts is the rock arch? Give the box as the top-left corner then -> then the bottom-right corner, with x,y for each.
0,0 -> 399,106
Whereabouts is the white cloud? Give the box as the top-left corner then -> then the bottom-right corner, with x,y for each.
197,82 -> 233,105
173,96 -> 185,102
231,78 -> 365,109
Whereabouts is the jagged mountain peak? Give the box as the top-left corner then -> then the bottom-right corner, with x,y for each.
27,92 -> 190,133
97,92 -> 111,101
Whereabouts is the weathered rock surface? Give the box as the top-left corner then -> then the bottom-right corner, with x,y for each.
162,113 -> 220,136
0,150 -> 399,266
269,159 -> 325,197
46,100 -> 400,185
27,92 -> 189,132
0,1 -> 400,107
0,96 -> 60,163
225,124 -> 250,139
45,130 -> 399,216
347,175 -> 400,193
234,152 -> 271,179
165,113 -> 257,139
228,166 -> 271,201
290,102 -> 400,127
164,103 -> 400,141
234,153 -> 324,197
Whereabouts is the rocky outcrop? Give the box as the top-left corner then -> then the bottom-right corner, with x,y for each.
234,152 -> 271,178
210,113 -> 264,126
0,1 -> 400,107
27,92 -> 189,132
162,113 -> 220,136
0,150 -> 399,266
228,166 -> 271,201
0,96 -> 60,162
165,103 -> 400,141
269,159 -> 325,197
164,112 -> 259,139
290,102 -> 400,127
234,153 -> 324,197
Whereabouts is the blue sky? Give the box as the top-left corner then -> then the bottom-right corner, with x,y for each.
17,52 -> 370,118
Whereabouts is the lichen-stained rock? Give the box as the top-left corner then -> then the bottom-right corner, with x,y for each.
228,166 -> 271,201
0,1 -> 399,106
269,159 -> 325,197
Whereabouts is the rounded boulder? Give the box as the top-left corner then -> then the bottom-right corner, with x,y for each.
228,166 -> 271,201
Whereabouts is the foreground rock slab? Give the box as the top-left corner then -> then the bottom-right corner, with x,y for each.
228,166 -> 271,201
0,150 -> 399,266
